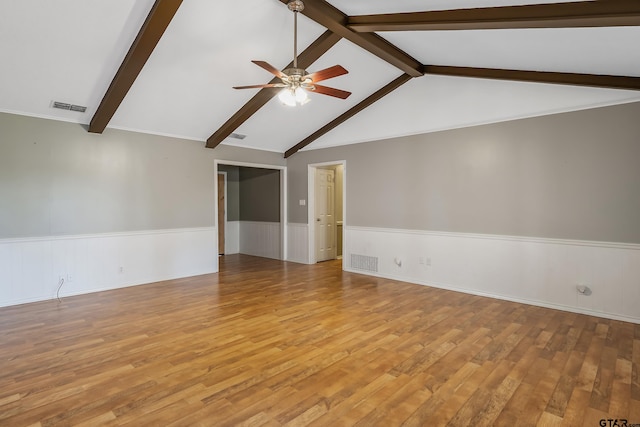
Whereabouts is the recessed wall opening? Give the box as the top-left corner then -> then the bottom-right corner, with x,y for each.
214,160 -> 287,271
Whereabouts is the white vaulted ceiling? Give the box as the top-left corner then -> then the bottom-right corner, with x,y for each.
0,0 -> 639,154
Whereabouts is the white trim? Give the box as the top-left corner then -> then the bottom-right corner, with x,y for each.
307,160 -> 347,265
344,226 -> 640,324
217,171 -> 228,255
0,227 -> 215,245
343,267 -> 640,325
216,159 -> 286,170
286,222 -> 309,264
5,95 -> 640,153
239,221 -> 282,259
103,125 -> 206,143
0,227 -> 217,308
299,96 -> 640,152
225,221 -> 240,254
214,160 -> 287,261
0,108 -> 90,126
3,271 -> 211,309
345,225 -> 640,251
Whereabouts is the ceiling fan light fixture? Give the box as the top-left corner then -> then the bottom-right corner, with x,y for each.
233,0 -> 350,104
278,87 -> 309,107
295,87 -> 309,104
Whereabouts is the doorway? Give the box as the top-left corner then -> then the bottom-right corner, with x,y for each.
308,161 -> 345,264
214,160 -> 287,269
315,168 -> 336,262
217,172 -> 226,256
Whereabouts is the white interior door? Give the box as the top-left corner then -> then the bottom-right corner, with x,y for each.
315,168 -> 336,262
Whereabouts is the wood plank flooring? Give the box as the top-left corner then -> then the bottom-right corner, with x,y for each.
1,254 -> 638,426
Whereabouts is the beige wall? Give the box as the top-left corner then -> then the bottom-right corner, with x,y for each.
0,113 -> 284,238
287,101 -> 640,244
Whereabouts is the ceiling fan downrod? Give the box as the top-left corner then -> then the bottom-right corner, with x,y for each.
288,0 -> 304,69
232,0 -> 350,103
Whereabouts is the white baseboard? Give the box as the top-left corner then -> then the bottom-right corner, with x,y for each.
0,227 -> 217,308
286,223 -> 310,264
239,221 -> 281,260
225,221 -> 240,254
345,226 -> 640,324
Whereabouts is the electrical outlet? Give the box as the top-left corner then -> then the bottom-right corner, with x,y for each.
418,257 -> 425,265
426,257 -> 431,267
67,274 -> 73,283
119,266 -> 124,274
576,284 -> 592,296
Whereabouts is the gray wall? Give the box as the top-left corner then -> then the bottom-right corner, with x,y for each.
218,165 -> 240,221
4,100 -> 640,244
287,101 -> 640,244
0,113 -> 284,238
239,167 -> 281,223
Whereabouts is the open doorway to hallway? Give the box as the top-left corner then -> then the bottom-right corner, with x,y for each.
308,161 -> 345,266
214,160 -> 287,271
217,171 -> 226,256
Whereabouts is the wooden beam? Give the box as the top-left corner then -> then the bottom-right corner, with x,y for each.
89,0 -> 183,134
424,65 -> 640,91
278,0 -> 423,77
206,31 -> 341,149
284,74 -> 413,158
348,0 -> 640,32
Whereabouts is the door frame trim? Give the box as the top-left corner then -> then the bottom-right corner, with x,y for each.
217,171 -> 227,255
307,160 -> 346,265
214,160 -> 287,262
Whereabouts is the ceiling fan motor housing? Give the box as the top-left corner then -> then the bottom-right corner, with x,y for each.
288,0 -> 304,12
282,68 -> 313,89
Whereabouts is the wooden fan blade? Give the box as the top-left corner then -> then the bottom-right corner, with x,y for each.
311,84 -> 351,99
252,60 -> 287,79
306,65 -> 348,83
233,83 -> 283,90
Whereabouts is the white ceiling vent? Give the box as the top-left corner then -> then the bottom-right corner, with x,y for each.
229,132 -> 246,140
51,101 -> 87,113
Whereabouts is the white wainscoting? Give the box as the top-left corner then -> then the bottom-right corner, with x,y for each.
225,221 -> 240,255
239,221 -> 281,260
287,223 -> 310,264
0,227 -> 218,308
345,226 -> 640,324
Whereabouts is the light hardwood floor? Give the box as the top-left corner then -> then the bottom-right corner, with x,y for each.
1,254 -> 638,426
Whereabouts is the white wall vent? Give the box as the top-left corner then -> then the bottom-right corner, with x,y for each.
229,132 -> 246,140
51,101 -> 87,113
350,254 -> 378,273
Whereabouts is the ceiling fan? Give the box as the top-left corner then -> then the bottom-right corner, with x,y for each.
233,0 -> 351,106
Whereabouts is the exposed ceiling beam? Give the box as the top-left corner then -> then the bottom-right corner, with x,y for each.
284,74 -> 413,158
206,30 -> 341,149
89,0 -> 183,134
348,0 -> 640,32
278,0 -> 423,77
424,65 -> 640,91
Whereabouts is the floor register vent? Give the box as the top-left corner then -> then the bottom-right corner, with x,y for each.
350,254 -> 378,273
